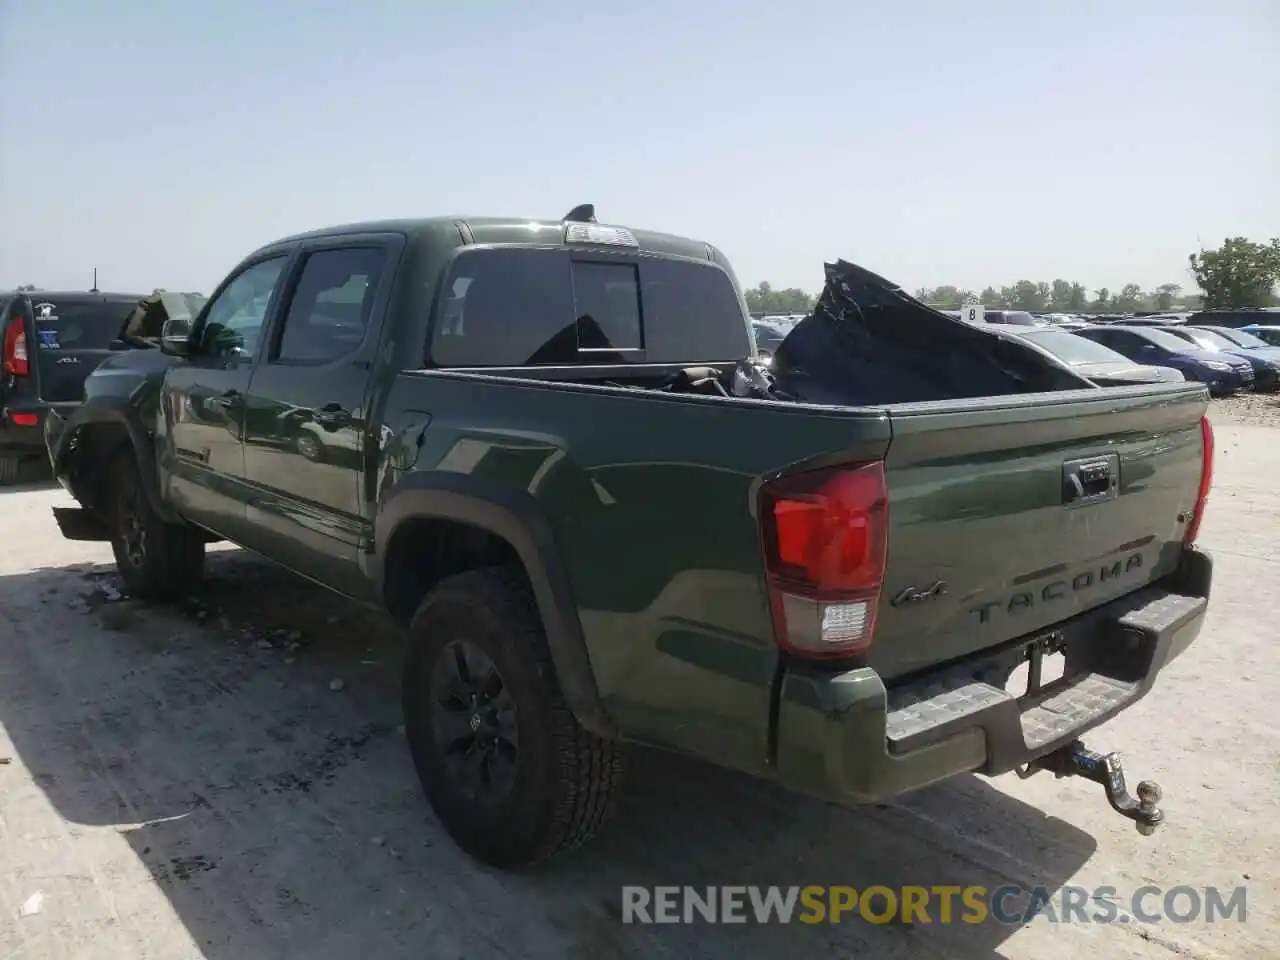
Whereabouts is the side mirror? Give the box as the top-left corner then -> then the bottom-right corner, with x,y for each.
160,316 -> 194,357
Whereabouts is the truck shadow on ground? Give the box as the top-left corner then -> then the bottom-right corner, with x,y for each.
0,477 -> 58,495
1,552 -> 1098,960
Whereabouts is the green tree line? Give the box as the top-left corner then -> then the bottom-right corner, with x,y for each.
744,236 -> 1280,316
914,281 -> 1191,314
742,282 -> 815,315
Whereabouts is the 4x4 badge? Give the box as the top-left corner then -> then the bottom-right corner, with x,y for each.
891,580 -> 947,607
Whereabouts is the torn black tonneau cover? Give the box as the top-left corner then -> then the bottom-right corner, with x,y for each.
766,260 -> 1094,406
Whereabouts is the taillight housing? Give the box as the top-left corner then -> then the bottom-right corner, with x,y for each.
2,321 -> 29,376
1184,414 -> 1214,545
758,461 -> 889,659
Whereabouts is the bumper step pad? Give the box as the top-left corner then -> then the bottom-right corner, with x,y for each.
885,589 -> 1206,756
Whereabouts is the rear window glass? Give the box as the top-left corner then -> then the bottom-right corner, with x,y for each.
1210,327 -> 1266,348
1019,330 -> 1127,364
1130,328 -> 1195,352
1179,328 -> 1237,351
569,261 -> 643,354
427,247 -> 750,367
28,298 -> 136,349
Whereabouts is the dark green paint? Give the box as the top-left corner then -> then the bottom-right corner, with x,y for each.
47,215 -> 1212,802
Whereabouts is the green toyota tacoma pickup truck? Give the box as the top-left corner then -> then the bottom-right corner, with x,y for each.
45,207 -> 1215,868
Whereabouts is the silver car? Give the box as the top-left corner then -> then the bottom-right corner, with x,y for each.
986,323 -> 1185,386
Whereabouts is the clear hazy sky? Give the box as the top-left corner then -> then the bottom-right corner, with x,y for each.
1,0 -> 1276,297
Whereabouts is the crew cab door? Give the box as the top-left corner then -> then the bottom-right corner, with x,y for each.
237,235 -> 401,595
161,254 -> 292,539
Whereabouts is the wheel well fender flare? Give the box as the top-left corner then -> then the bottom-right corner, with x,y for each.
374,472 -> 617,739
52,399 -> 177,522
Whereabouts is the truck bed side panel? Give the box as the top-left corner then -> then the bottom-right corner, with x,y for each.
380,371 -> 892,773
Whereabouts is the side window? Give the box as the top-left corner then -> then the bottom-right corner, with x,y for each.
1111,335 -> 1141,355
275,247 -> 387,364
199,257 -> 289,362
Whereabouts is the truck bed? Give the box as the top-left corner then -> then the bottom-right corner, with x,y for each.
384,368 -> 1209,762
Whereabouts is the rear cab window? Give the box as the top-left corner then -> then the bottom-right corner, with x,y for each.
426,247 -> 751,367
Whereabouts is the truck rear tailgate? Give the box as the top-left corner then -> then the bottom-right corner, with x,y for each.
870,382 -> 1210,681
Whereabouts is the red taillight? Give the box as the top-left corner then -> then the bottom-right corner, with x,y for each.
759,461 -> 889,659
1184,415 -> 1214,545
9,412 -> 38,427
2,322 -> 29,376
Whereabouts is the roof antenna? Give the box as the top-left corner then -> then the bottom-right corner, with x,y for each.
90,267 -> 99,293
562,203 -> 597,223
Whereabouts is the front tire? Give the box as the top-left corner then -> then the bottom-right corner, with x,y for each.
108,453 -> 205,600
402,567 -> 622,869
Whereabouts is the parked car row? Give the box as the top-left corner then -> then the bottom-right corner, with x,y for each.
995,321 -> 1280,397
948,303 -> 1280,396
753,299 -> 1280,398
1073,326 -> 1252,396
1066,309 -> 1280,330
1240,323 -> 1280,347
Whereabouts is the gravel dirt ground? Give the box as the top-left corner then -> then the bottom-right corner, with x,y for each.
1,402 -> 1276,960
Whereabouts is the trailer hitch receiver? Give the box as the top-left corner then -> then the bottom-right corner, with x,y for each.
1019,740 -> 1164,835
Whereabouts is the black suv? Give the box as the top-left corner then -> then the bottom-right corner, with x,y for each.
1,290 -> 144,483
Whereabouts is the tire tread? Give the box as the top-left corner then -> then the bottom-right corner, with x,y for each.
404,566 -> 622,867
0,455 -> 50,486
108,453 -> 204,599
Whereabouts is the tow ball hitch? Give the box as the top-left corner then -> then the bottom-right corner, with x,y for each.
1019,740 -> 1164,836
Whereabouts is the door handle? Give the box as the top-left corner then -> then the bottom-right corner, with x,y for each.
312,403 -> 351,431
211,390 -> 240,409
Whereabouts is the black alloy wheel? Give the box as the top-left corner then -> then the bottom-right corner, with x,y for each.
429,639 -> 519,803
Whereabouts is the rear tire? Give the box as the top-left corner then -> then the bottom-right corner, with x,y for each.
0,455 -> 50,486
108,453 -> 205,599
402,567 -> 622,869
